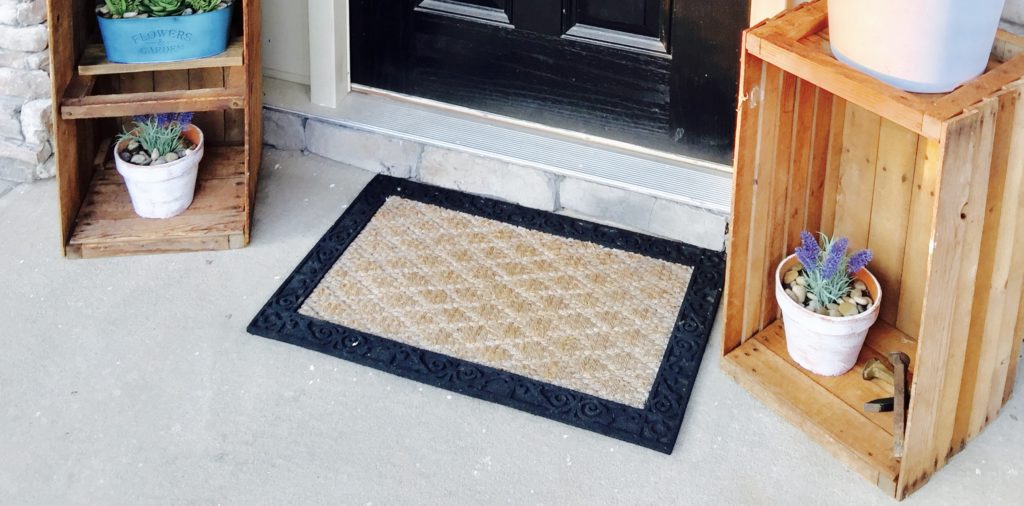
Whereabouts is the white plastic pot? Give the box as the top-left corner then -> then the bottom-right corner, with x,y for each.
775,255 -> 882,377
114,124 -> 205,219
828,0 -> 1007,93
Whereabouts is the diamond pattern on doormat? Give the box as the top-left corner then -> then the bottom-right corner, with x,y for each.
248,176 -> 725,453
299,197 -> 693,409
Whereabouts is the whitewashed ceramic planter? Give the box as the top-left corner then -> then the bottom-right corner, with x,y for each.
115,124 -> 204,219
775,254 -> 882,376
828,0 -> 1007,93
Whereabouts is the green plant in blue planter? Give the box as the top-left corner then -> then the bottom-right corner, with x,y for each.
95,0 -> 235,64
141,0 -> 185,17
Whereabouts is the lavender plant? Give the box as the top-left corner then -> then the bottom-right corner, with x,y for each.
794,231 -> 873,308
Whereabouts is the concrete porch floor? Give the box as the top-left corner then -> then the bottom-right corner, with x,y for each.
1,149 -> 1021,505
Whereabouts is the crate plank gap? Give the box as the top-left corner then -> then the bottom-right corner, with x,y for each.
723,0 -> 1024,500
47,1 -> 263,259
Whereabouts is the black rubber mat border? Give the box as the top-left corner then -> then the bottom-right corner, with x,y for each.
248,175 -> 725,453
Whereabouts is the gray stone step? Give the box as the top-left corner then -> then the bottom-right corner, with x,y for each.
263,92 -> 732,251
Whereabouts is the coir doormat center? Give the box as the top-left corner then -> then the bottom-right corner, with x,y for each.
248,176 -> 725,453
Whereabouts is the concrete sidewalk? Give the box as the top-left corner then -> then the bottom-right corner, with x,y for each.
1,149 -> 1021,505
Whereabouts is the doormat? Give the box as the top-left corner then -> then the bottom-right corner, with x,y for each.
248,176 -> 724,453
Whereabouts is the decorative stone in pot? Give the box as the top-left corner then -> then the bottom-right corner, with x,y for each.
775,233 -> 880,376
828,0 -> 1007,93
96,0 -> 235,64
114,117 -> 205,219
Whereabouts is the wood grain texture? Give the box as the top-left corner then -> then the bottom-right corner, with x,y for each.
723,52 -> 766,354
783,79 -> 817,252
953,89 -> 1024,450
896,138 -> 941,339
819,95 -> 846,234
867,120 -> 919,325
243,0 -> 263,242
78,39 -> 243,76
804,88 -> 833,234
740,64 -> 784,340
189,67 -> 227,142
898,102 -> 997,499
62,87 -> 245,120
832,103 -> 881,250
722,321 -> 901,491
759,72 -> 799,328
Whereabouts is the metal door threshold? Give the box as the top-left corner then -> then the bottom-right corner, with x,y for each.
265,79 -> 734,213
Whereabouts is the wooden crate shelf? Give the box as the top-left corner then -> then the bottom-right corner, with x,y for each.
47,0 -> 262,259
61,82 -> 246,120
724,0 -> 1024,500
722,321 -> 917,495
78,38 -> 244,76
67,144 -> 247,259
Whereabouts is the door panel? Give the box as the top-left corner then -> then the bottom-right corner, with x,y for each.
351,0 -> 747,163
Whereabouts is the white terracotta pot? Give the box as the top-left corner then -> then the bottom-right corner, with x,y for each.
775,254 -> 881,376
114,124 -> 204,219
828,0 -> 1006,93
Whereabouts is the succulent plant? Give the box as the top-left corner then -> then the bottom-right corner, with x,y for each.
141,0 -> 185,17
186,0 -> 222,13
103,0 -> 142,16
118,113 -> 194,162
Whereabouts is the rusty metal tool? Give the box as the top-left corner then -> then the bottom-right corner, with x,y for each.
862,358 -> 895,387
890,352 -> 911,460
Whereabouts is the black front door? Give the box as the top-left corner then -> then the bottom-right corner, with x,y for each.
350,1 -> 748,164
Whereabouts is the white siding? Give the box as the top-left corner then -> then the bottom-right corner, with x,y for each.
262,0 -> 312,84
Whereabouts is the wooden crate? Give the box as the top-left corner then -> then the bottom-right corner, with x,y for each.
723,1 -> 1024,499
47,1 -> 262,258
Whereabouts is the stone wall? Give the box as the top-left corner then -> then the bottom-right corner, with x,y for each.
0,0 -> 52,184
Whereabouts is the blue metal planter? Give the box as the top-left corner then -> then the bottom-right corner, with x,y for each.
97,4 -> 234,64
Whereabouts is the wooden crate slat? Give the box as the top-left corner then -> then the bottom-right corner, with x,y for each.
895,138 -> 941,338
189,67 -> 227,142
832,103 -> 881,249
930,98 -> 998,472
224,67 -> 246,144
71,236 -> 235,259
985,86 -> 1024,415
79,178 -> 245,222
243,0 -> 263,243
78,38 -> 244,76
723,53 -> 767,353
754,323 -> 899,434
803,87 -> 833,233
759,72 -> 799,328
751,33 -> 930,136
783,79 -> 817,252
954,88 -> 1024,449
897,101 -> 998,499
818,94 -> 845,233
1005,299 -> 1024,405
721,322 -> 901,489
741,64 -> 785,340
153,69 -> 189,91
867,119 -> 920,325
62,86 -> 245,120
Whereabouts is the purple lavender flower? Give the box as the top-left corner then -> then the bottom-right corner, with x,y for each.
795,230 -> 820,271
847,249 -> 873,274
176,112 -> 194,126
156,113 -> 174,127
821,237 -> 848,279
